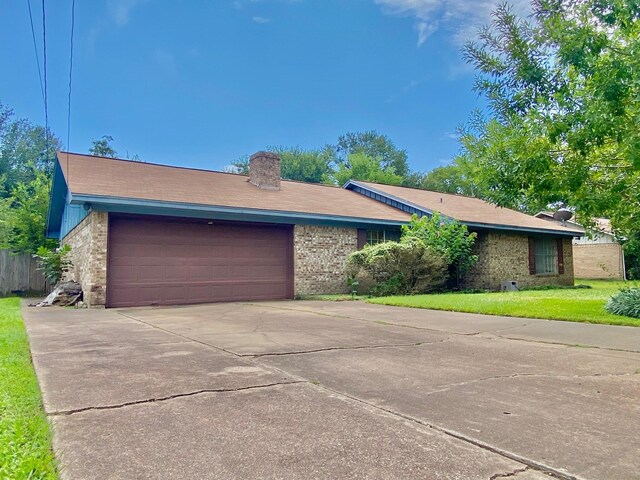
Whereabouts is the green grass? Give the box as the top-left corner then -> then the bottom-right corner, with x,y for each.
0,298 -> 57,479
369,280 -> 640,327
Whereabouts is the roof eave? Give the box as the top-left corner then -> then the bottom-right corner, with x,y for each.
69,193 -> 408,229
344,180 -> 583,238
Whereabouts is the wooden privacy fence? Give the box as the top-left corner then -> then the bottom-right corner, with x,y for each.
0,249 -> 49,296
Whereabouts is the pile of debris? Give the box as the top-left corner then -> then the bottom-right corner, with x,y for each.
31,281 -> 83,307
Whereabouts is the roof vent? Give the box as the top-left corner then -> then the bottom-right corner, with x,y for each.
249,151 -> 281,190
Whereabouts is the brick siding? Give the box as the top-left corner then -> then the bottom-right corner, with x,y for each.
573,243 -> 624,279
463,232 -> 574,290
293,225 -> 358,295
62,211 -> 108,307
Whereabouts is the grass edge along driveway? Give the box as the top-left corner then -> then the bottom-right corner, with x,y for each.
369,280 -> 640,327
0,297 -> 57,479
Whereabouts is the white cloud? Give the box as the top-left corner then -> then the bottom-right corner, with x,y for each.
416,21 -> 437,46
107,0 -> 149,27
374,0 -> 532,46
252,16 -> 271,23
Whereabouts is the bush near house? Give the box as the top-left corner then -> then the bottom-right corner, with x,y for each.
401,213 -> 477,287
347,238 -> 448,296
347,213 -> 477,296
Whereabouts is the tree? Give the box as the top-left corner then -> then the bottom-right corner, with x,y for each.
233,131 -> 424,186
89,135 -> 118,158
335,130 -> 410,178
453,1 -> 640,234
227,146 -> 334,183
329,152 -> 404,186
420,162 -> 481,198
0,101 -> 60,194
271,146 -> 334,183
7,170 -> 57,253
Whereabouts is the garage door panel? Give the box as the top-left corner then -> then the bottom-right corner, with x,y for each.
107,215 -> 293,307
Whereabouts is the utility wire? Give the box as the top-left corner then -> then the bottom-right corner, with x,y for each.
27,0 -> 45,105
66,0 -> 76,154
41,0 -> 49,146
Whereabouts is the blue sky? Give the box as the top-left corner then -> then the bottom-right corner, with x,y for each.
2,0 -> 529,173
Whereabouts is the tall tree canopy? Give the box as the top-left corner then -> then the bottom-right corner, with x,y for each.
271,146 -> 334,184
329,152 -> 404,186
233,131 -> 417,186
89,135 -> 118,158
0,102 -> 60,253
445,0 -> 640,234
335,130 -> 411,178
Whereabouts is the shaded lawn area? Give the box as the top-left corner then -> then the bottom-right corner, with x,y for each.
368,280 -> 640,327
0,297 -> 57,479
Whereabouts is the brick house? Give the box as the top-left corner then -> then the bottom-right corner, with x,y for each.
46,152 -> 582,307
535,213 -> 625,280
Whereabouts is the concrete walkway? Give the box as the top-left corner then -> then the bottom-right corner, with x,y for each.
23,300 -> 640,480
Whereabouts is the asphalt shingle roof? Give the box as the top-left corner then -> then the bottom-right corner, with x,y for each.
58,152 -> 411,223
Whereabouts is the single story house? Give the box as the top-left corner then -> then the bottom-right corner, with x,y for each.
46,151 -> 583,307
535,213 -> 625,280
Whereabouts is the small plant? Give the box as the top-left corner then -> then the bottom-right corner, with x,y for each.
34,244 -> 73,285
605,288 -> 640,318
346,276 -> 360,299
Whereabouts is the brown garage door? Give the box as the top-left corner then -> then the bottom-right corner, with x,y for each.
107,215 -> 293,307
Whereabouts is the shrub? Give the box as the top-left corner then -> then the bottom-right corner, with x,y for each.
605,288 -> 640,318
34,244 -> 72,285
347,238 -> 448,296
401,212 -> 477,287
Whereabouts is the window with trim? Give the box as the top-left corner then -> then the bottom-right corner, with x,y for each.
528,237 -> 564,275
365,229 -> 400,245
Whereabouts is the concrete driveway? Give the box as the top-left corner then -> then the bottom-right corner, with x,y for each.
23,300 -> 640,480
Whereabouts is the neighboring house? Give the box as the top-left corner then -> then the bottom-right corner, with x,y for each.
46,152 -> 582,307
535,212 -> 625,280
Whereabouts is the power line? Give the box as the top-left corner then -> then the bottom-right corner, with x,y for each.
66,0 -> 76,153
27,0 -> 45,105
41,0 -> 49,144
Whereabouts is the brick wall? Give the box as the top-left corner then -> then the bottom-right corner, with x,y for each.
463,233 -> 574,290
293,224 -> 358,295
573,243 -> 624,279
62,211 -> 108,307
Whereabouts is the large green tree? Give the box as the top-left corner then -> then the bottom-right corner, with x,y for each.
329,152 -> 404,186
233,131 -> 419,186
0,102 -> 59,194
448,1 -> 640,233
229,146 -> 333,183
89,135 -> 118,158
334,130 -> 411,178
0,102 -> 61,253
271,146 -> 334,183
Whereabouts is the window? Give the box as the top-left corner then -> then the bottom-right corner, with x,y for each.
535,238 -> 557,274
365,229 -> 400,245
529,237 -> 564,275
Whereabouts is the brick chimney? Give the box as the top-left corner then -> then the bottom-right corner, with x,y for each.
249,151 -> 281,190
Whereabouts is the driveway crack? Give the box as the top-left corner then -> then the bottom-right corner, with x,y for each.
47,380 -> 304,416
247,338 -> 450,358
309,384 -> 575,480
422,371 -> 637,396
490,466 -> 530,479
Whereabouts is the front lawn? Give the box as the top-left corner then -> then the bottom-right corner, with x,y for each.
0,297 -> 57,479
369,280 -> 640,327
